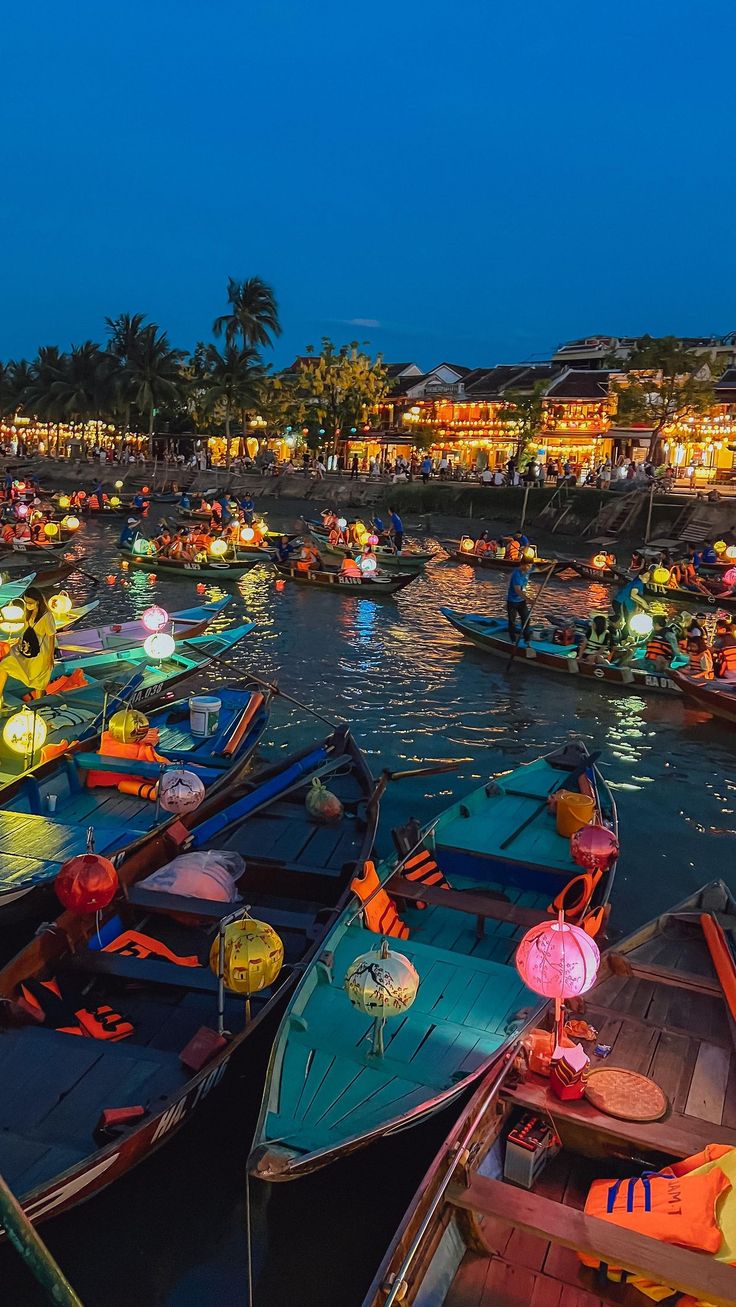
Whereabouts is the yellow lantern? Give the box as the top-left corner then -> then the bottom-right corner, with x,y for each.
592,553 -> 607,569
209,538 -> 228,558
48,591 -> 72,616
61,515 -> 80,531
3,709 -> 48,755
209,918 -> 284,995
44,522 -> 59,538
1,601 -> 25,634
239,525 -> 255,544
108,707 -> 149,743
58,495 -> 70,509
651,566 -> 671,586
110,496 -> 121,507
114,480 -> 124,491
522,546 -> 537,560
460,537 -> 475,553
714,540 -> 727,555
132,537 -> 153,555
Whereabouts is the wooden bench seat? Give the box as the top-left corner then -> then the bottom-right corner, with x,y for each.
449,1173 -> 736,1307
124,885 -> 319,936
388,875 -> 548,930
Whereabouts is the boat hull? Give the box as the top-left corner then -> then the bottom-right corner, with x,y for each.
670,669 -> 736,723
450,549 -> 554,571
273,562 -> 417,595
307,525 -> 433,571
120,548 -> 264,578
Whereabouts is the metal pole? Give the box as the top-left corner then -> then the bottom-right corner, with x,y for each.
644,480 -> 655,543
520,483 -> 530,531
217,921 -> 226,1037
0,1169 -> 83,1305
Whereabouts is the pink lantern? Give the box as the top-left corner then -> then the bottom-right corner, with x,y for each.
15,503 -> 28,518
142,604 -> 168,633
516,917 -> 600,1044
570,824 -> 619,871
723,567 -> 736,587
368,534 -> 379,546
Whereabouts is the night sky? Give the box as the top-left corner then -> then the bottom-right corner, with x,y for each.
2,0 -> 734,369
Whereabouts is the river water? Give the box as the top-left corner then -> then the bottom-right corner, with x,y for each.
1,511 -> 734,1305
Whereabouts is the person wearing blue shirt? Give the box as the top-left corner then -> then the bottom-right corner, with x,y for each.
179,492 -> 191,509
240,495 -> 255,524
118,517 -> 139,548
373,515 -> 384,534
612,574 -> 648,624
700,540 -> 717,565
517,532 -> 530,548
276,535 -> 295,563
387,507 -> 404,552
507,558 -> 533,641
421,456 -> 432,484
132,493 -> 144,511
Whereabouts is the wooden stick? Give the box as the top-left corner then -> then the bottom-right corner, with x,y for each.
0,1170 -> 82,1305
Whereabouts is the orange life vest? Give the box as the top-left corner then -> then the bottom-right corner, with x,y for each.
401,847 -> 451,910
19,977 -> 133,1041
340,558 -> 361,577
88,495 -> 100,510
102,929 -> 200,967
350,860 -> 408,939
716,641 -> 736,675
580,1165 -> 730,1265
84,732 -> 168,789
506,540 -> 521,561
549,869 -> 602,920
689,650 -> 714,681
644,635 -> 673,663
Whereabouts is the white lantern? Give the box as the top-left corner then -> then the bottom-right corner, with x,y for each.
344,940 -> 419,1055
159,768 -> 206,814
143,632 -> 176,660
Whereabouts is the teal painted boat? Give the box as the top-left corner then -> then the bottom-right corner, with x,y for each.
56,597 -> 230,658
248,743 -> 617,1181
0,573 -> 35,605
0,727 -> 380,1229
120,544 -> 268,578
0,683 -> 271,917
306,523 -> 435,571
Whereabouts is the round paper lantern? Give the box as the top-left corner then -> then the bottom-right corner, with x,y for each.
141,486 -> 150,495
48,591 -> 72,616
159,768 -> 206,814
724,568 -> 736,587
1,601 -> 25,634
209,538 -> 228,558
209,918 -> 284,994
58,495 -> 70,509
460,537 -> 474,553
44,522 -> 59,538
337,517 -> 347,532
592,553 -> 607,569
571,823 -> 619,871
132,537 -> 153,555
345,943 -> 419,1018
143,631 -> 176,660
239,526 -> 255,543
55,853 -> 118,913
725,546 -> 736,560
142,604 -> 168,633
523,546 -> 536,560
147,573 -> 157,584
368,534 -> 379,546
114,480 -> 124,491
651,566 -> 671,586
61,515 -> 80,531
516,918 -> 600,1001
715,540 -> 727,555
3,709 -> 48,754
629,612 -> 653,638
110,496 -> 121,507
15,503 -> 28,518
15,482 -> 25,491
108,707 -> 149,743
360,555 -> 377,573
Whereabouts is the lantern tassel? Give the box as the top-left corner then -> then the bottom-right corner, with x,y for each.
371,1016 -> 385,1057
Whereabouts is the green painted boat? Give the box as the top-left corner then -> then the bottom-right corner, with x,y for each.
119,545 -> 267,579
248,743 -> 617,1181
0,574 -> 36,606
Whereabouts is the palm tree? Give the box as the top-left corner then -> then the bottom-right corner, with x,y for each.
122,324 -> 185,456
105,313 -> 149,443
212,277 -> 281,350
199,344 -> 266,466
48,342 -> 107,439
24,346 -> 66,453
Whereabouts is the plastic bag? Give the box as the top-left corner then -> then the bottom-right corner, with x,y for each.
140,850 -> 244,902
305,777 -> 344,824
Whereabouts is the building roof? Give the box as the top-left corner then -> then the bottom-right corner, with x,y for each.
434,363 -> 472,377
384,363 -> 421,378
545,369 -> 612,400
715,367 -> 736,398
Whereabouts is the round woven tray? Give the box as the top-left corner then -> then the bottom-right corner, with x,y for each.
584,1068 -> 668,1122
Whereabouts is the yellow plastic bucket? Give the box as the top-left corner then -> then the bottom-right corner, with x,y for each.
555,790 -> 595,837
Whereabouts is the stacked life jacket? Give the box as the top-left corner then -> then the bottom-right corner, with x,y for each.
350,860 -> 408,939
19,976 -> 133,1042
84,729 -> 168,789
401,846 -> 452,909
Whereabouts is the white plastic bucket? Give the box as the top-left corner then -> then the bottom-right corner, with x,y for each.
189,695 -> 222,737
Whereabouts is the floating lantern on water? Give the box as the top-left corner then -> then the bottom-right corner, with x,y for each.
275,579 -> 286,591
121,558 -> 130,571
48,591 -> 72,617
651,566 -> 671,586
629,612 -> 654,638
143,631 -> 176,660
132,537 -> 153,555
516,916 -> 600,1045
44,522 -> 59,538
58,495 -> 70,510
141,485 -> 150,495
209,538 -> 228,558
1,601 -> 25,634
106,575 -> 117,585
142,604 -> 168,633
715,540 -> 727,555
159,768 -> 205,814
61,514 -> 80,531
147,573 -> 157,583
196,583 -> 207,593
344,940 -> 419,1056
3,709 -> 48,755
460,537 -> 474,553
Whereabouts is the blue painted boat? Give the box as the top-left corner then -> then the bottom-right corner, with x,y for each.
0,683 -> 272,917
248,743 -> 617,1181
0,574 -> 36,605
0,727 -> 379,1229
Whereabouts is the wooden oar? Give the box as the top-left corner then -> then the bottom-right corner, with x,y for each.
505,561 -> 558,672
499,750 -> 601,852
0,1169 -> 82,1305
241,672 -> 345,729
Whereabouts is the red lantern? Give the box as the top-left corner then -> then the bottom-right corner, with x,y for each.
142,485 -> 150,494
570,824 -> 619,871
196,583 -> 206,593
147,573 -> 157,583
106,574 -> 116,585
275,579 -> 286,591
55,853 -> 118,912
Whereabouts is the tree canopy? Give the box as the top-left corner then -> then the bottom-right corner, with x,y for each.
612,336 -> 716,462
296,339 -> 388,451
497,381 -> 546,465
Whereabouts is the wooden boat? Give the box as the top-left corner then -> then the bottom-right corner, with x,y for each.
441,608 -> 685,696
56,598 -> 230,658
0,538 -> 70,557
0,558 -> 86,589
120,545 -> 265,579
670,668 -> 736,725
53,599 -> 100,632
273,561 -> 418,596
644,577 -> 736,612
248,743 -> 617,1181
0,727 -> 379,1230
2,623 -> 256,721
0,574 -> 36,605
362,880 -> 736,1307
565,557 -> 630,584
306,524 -> 435,572
0,683 -> 271,916
449,540 -> 555,570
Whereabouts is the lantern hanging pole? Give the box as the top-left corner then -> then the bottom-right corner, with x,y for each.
217,919 -> 226,1037
0,1168 -> 82,1307
520,482 -> 530,532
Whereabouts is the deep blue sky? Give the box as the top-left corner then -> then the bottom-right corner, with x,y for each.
2,0 -> 735,370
